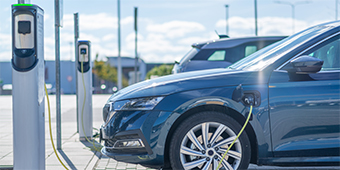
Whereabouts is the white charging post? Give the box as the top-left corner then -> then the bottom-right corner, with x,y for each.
77,40 -> 93,140
12,4 -> 45,169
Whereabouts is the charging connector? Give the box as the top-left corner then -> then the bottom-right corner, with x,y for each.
216,105 -> 253,170
243,94 -> 255,106
44,83 -> 69,170
216,85 -> 257,169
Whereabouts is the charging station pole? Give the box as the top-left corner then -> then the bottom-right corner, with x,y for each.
77,40 -> 93,140
74,13 -> 79,133
12,3 -> 45,169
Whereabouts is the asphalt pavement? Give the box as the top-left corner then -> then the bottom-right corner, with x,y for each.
0,95 -> 338,170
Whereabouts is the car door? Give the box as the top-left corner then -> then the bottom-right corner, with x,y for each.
268,34 -> 340,157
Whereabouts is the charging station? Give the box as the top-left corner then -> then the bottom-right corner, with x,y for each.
12,4 -> 45,169
77,40 -> 93,140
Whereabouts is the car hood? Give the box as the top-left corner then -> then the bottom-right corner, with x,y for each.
108,68 -> 264,102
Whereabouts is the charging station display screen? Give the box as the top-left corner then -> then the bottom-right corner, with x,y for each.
78,45 -> 89,62
80,48 -> 87,54
18,21 -> 31,34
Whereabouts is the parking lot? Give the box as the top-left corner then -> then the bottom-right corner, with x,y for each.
0,95 -> 338,170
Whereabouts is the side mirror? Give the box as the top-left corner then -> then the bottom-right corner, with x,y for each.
283,55 -> 324,74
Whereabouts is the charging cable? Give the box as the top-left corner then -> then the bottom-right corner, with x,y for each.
44,83 -> 69,170
216,105 -> 253,170
80,55 -> 102,152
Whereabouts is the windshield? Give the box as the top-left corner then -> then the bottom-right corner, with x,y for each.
229,25 -> 336,71
179,48 -> 200,63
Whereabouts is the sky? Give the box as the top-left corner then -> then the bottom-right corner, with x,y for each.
0,0 -> 339,63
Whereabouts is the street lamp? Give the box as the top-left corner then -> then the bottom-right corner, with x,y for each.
274,0 -> 310,34
225,4 -> 229,35
117,0 -> 122,90
336,0 -> 339,20
254,0 -> 258,36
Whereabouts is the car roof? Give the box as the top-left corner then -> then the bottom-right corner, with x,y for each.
191,36 -> 287,49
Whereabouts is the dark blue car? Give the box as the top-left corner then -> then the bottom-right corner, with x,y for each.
100,21 -> 340,169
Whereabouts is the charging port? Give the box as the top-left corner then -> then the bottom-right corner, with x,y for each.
242,90 -> 261,107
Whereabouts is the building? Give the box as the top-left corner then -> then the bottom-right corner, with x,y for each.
0,56 -> 154,95
106,56 -> 146,84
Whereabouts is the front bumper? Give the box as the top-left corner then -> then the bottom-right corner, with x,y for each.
100,109 -> 173,167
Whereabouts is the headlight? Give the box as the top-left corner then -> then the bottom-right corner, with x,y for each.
103,97 -> 164,124
103,102 -> 114,122
115,96 -> 164,111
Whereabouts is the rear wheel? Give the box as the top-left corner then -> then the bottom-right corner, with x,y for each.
169,111 -> 251,170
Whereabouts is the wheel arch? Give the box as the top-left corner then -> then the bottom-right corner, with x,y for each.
163,104 -> 258,168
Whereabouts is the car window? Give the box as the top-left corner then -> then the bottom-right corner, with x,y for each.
245,45 -> 257,57
229,24 -> 336,71
207,50 -> 225,61
179,48 -> 199,63
306,38 -> 339,71
191,49 -> 220,60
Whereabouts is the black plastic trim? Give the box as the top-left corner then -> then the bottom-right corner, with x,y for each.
114,129 -> 153,155
11,5 -> 42,72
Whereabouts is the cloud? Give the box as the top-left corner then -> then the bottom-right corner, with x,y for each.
123,31 -> 195,63
0,51 -> 11,61
121,20 -> 216,63
79,33 -> 101,43
147,20 -> 205,38
102,34 -> 117,42
121,16 -> 134,25
215,16 -> 332,37
44,14 -> 51,22
63,13 -> 116,30
177,36 -> 213,45
62,13 -> 133,31
0,33 -> 10,61
1,14 -> 330,64
0,33 -> 11,49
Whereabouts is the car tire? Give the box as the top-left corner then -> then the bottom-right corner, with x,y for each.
169,111 -> 251,170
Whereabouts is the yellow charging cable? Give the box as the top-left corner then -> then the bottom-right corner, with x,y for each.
44,83 -> 69,170
216,105 -> 253,170
80,55 -> 102,152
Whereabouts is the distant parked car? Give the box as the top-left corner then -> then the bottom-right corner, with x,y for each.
172,36 -> 286,73
100,21 -> 340,169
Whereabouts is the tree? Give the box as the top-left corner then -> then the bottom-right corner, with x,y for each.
92,55 -> 128,88
146,64 -> 174,79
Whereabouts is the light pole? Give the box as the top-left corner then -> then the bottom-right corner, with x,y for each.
336,0 -> 339,20
134,7 -> 138,84
225,4 -> 229,35
254,0 -> 258,36
117,0 -> 122,90
274,0 -> 310,34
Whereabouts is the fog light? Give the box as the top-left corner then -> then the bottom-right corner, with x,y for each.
113,139 -> 145,149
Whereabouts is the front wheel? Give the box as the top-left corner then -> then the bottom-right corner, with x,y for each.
169,111 -> 251,170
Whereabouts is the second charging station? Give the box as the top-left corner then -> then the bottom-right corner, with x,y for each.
77,40 -> 93,140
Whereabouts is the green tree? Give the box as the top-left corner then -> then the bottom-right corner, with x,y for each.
93,55 -> 128,87
146,64 -> 174,79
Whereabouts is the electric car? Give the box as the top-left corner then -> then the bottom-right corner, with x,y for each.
172,36 -> 286,74
100,21 -> 340,169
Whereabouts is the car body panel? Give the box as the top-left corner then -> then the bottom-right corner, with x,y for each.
108,69 -> 270,103
269,70 -> 340,157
